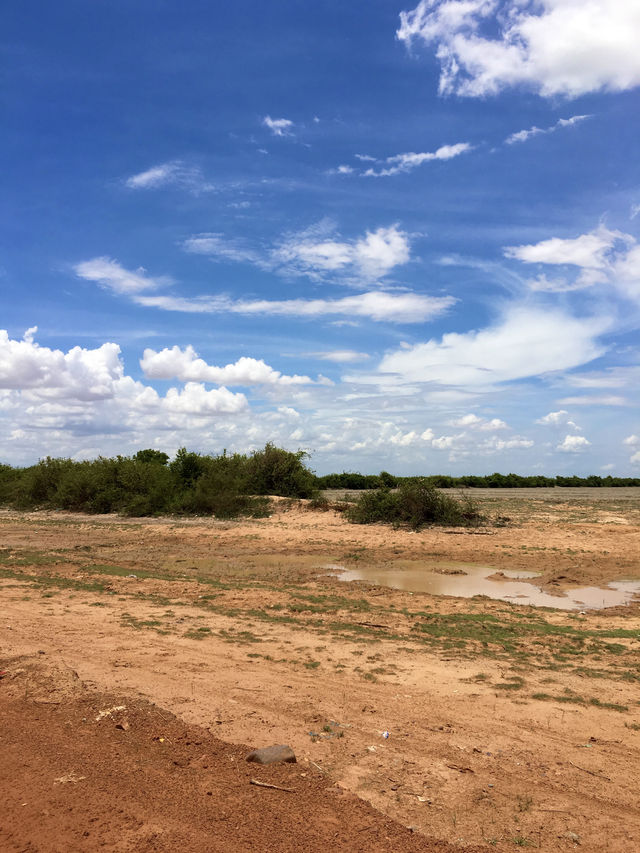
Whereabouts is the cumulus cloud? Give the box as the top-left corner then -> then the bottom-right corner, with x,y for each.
0,330 -> 247,418
536,410 -> 581,430
141,346 -> 314,386
623,434 -> 639,446
376,304 -> 608,389
0,327 -> 124,399
263,116 -> 294,136
557,435 -> 591,453
362,142 -> 472,177
449,413 -> 507,430
506,114 -> 591,145
124,161 -> 213,193
163,382 -> 247,415
397,0 -> 640,99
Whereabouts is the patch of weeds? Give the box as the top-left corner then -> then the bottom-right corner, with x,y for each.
304,660 -> 320,670
512,837 -> 535,848
516,795 -> 533,813
362,671 -> 378,682
120,612 -> 169,633
183,627 -> 210,640
493,676 -> 526,691
89,601 -> 107,607
624,722 -> 640,731
589,697 -> 628,712
219,628 -> 261,644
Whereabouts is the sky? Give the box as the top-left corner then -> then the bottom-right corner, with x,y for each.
2,0 -> 640,475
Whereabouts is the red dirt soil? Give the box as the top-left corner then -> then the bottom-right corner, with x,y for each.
0,657 -> 483,853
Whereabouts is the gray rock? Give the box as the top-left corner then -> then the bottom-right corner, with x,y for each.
246,745 -> 297,765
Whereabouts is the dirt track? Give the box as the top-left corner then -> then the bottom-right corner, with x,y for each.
1,490 -> 639,851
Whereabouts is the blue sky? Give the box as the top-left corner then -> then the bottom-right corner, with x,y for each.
2,0 -> 640,474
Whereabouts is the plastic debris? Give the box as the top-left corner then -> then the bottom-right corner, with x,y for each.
381,730 -> 390,739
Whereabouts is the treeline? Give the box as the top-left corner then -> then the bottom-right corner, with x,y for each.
317,471 -> 640,489
0,444 -> 316,518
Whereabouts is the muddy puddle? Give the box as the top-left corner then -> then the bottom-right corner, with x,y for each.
334,563 -> 640,610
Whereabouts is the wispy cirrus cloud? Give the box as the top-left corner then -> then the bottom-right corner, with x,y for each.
397,0 -> 640,99
74,256 -> 454,324
184,221 -> 412,284
362,142 -> 472,177
331,143 -> 471,179
506,114 -> 592,145
124,161 -> 214,193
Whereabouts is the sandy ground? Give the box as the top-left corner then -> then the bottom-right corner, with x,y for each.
1,489 -> 639,851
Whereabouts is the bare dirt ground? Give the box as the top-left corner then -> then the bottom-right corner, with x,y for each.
1,488 -> 639,851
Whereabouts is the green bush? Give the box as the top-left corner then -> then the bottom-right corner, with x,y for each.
245,443 -> 316,498
345,479 -> 483,530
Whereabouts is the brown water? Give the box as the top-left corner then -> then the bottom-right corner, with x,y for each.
334,563 -> 640,610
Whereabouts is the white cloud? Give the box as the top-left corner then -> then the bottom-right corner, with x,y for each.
557,395 -> 627,406
272,223 -> 411,282
481,436 -> 534,451
397,0 -> 640,99
557,435 -> 591,453
138,290 -> 454,324
77,256 -> 452,324
263,116 -> 294,136
182,234 -> 260,265
506,114 -> 591,145
449,413 -> 508,430
141,346 -> 314,386
0,327 -> 124,399
163,382 -> 247,415
124,161 -> 213,193
536,410 -> 580,430
623,434 -> 639,446
505,225 -> 640,294
74,257 -> 166,295
310,350 -> 371,363
505,225 -> 625,270
184,222 -> 412,284
631,451 -> 640,465
363,142 -> 471,177
376,304 -> 608,389
0,330 -> 248,420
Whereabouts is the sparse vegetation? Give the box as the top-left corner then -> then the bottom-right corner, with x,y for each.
0,443 -> 315,518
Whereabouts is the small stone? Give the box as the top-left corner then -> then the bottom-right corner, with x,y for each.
246,745 -> 296,765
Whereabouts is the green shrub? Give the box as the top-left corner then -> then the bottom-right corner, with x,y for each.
245,442 -> 316,498
345,479 -> 483,530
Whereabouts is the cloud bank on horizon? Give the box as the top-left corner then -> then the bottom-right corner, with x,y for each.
1,0 -> 639,474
